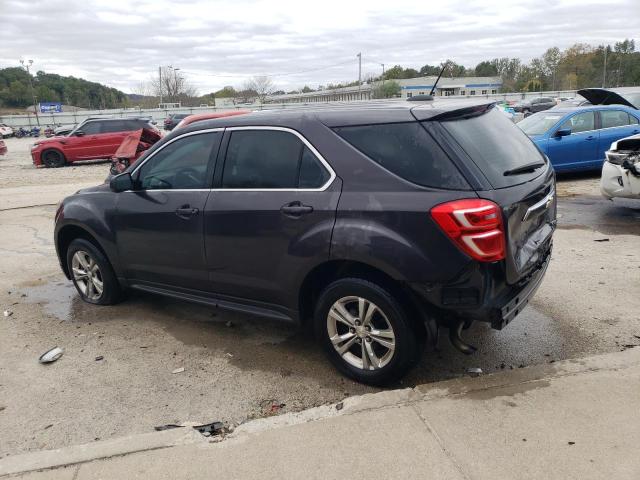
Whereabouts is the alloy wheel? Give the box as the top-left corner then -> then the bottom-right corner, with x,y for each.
326,296 -> 396,370
71,250 -> 104,301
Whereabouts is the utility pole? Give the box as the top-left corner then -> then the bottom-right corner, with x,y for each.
20,59 -> 40,126
380,63 -> 385,84
158,66 -> 163,106
602,47 -> 607,88
357,53 -> 362,97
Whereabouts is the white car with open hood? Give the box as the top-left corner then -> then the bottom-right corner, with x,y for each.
601,133 -> 640,200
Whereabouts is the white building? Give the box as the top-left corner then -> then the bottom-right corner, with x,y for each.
265,76 -> 503,104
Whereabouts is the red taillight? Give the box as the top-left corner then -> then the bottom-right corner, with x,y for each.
430,199 -> 505,262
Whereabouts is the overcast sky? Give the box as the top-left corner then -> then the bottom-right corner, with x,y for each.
0,0 -> 638,94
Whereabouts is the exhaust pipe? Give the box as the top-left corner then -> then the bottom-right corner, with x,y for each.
449,320 -> 477,355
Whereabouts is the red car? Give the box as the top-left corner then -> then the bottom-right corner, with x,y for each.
0,140 -> 7,156
173,110 -> 250,130
109,128 -> 162,175
31,117 -> 160,168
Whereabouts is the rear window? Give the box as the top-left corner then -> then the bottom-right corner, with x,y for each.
333,122 -> 469,190
441,108 -> 546,189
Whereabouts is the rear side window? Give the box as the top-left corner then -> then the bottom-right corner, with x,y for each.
441,108 -> 546,189
333,122 -> 468,190
101,121 -> 128,133
222,130 -> 330,189
600,110 -> 632,129
80,121 -> 101,134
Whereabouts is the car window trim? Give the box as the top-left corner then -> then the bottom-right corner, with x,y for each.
215,126 -> 336,192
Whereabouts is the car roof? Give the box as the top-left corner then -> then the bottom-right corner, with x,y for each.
180,99 -> 496,132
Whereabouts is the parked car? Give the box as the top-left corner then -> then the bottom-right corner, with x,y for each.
54,101 -> 556,385
512,97 -> 556,114
0,140 -> 6,155
0,123 -> 14,138
517,105 -> 640,172
109,127 -> 162,175
601,133 -> 640,200
173,110 -> 251,130
163,113 -> 190,131
551,98 -> 591,109
31,117 -> 160,168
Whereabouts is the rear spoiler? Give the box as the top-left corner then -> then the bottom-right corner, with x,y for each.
413,102 -> 496,122
577,88 -> 638,109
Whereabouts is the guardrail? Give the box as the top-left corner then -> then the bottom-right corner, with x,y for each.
0,89 -> 580,128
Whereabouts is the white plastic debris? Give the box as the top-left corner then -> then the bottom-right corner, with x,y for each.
3,310 -> 13,317
39,347 -> 64,364
466,367 -> 483,377
172,367 -> 185,374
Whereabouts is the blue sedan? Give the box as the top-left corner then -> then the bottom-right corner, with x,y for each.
517,105 -> 640,172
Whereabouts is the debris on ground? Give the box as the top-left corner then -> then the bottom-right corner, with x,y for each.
95,356 -> 104,361
594,238 -> 610,242
568,441 -> 576,445
171,367 -> 185,374
44,424 -> 53,430
154,424 -> 184,431
225,352 -> 234,358
225,320 -> 233,327
336,402 -> 344,411
270,403 -> 286,413
3,310 -> 13,317
466,367 -> 483,377
39,347 -> 64,364
193,421 -> 226,437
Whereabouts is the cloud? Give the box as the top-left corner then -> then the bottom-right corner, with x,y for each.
0,0 -> 637,94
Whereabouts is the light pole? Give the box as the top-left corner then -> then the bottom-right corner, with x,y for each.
357,53 -> 362,97
20,59 -> 40,126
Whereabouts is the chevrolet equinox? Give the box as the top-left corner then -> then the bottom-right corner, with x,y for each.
54,100 -> 556,385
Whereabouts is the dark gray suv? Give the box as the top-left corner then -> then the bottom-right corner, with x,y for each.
54,100 -> 556,385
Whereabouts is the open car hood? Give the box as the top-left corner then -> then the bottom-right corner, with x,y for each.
112,128 -> 162,160
577,88 -> 638,109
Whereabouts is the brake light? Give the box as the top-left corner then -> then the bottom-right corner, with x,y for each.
430,199 -> 505,262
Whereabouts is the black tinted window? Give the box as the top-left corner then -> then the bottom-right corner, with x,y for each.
333,122 -> 468,189
299,146 -> 330,188
79,121 -> 101,134
222,130 -> 329,189
101,120 -> 128,133
137,132 -> 220,190
441,108 -> 546,188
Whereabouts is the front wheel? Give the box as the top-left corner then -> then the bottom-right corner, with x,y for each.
42,149 -> 66,168
66,238 -> 123,305
314,278 -> 423,386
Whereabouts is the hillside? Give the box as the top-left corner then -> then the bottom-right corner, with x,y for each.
0,67 -> 129,110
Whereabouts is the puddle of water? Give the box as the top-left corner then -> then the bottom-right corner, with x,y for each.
20,280 -> 77,320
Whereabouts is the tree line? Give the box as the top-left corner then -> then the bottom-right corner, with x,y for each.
0,67 -> 129,110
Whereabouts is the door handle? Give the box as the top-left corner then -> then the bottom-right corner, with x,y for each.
175,205 -> 199,219
280,201 -> 313,217
586,135 -> 595,141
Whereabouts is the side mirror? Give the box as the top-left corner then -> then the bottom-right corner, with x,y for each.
74,130 -> 85,137
555,128 -> 571,137
110,172 -> 134,192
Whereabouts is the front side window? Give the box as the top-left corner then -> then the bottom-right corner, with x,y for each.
559,111 -> 595,134
79,121 -> 101,134
222,130 -> 330,189
600,110 -> 631,129
136,132 -> 220,190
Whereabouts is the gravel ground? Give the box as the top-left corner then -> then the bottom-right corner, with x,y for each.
1,135 -> 639,457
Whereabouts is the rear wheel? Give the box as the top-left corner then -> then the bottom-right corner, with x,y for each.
42,149 -> 66,168
66,238 -> 122,305
314,278 -> 422,385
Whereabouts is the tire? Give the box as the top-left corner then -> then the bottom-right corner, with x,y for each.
42,149 -> 66,168
66,238 -> 123,305
313,278 -> 423,386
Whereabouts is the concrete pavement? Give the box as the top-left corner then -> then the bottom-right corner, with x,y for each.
3,347 -> 639,480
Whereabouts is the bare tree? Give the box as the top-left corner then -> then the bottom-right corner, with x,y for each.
244,75 -> 274,103
147,67 -> 198,103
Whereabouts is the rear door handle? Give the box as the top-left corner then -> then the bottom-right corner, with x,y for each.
280,201 -> 313,217
175,205 -> 199,219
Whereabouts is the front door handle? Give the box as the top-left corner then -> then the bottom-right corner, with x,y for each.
175,205 -> 199,219
280,201 -> 313,217
586,135 -> 596,141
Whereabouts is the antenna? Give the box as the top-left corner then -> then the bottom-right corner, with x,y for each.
429,61 -> 449,96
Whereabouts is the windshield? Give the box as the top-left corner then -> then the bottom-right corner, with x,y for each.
517,112 -> 564,136
440,108 -> 547,189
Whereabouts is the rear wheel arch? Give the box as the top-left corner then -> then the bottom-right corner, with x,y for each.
297,260 -> 427,333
